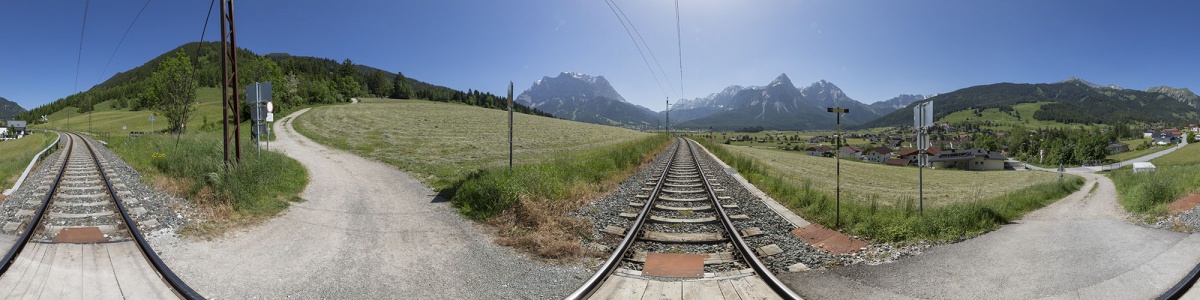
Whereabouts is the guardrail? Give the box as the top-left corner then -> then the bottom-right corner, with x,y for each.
3,132 -> 62,196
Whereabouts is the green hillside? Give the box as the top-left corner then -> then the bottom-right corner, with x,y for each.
17,42 -> 551,128
860,80 -> 1200,129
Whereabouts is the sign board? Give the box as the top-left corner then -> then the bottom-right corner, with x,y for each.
252,123 -> 268,135
266,101 -> 274,113
252,105 -> 268,121
266,113 -> 274,122
245,82 -> 273,104
913,101 -> 934,128
149,114 -> 155,121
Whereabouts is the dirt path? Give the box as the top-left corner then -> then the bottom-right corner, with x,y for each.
781,172 -> 1200,299
151,108 -> 588,299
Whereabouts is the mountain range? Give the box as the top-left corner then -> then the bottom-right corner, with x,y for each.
0,96 -> 26,121
514,72 -> 658,126
516,72 -> 932,130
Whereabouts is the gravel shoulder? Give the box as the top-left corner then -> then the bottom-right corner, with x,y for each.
782,172 -> 1200,299
150,107 -> 589,299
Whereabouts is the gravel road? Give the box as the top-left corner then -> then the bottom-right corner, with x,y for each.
782,172 -> 1200,299
150,108 -> 589,299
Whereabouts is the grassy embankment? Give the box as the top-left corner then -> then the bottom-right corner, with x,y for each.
698,138 -> 1083,242
31,87 -> 309,236
295,98 -> 668,259
0,132 -> 58,190
1109,143 -> 1200,218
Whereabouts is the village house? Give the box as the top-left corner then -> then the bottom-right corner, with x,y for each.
808,136 -> 828,144
897,147 -> 941,166
805,145 -> 833,157
884,157 -> 909,167
1143,130 -> 1157,139
862,146 -> 894,163
1106,142 -> 1130,155
838,146 -> 862,159
1152,132 -> 1179,145
1164,128 -> 1183,138
928,148 -> 1008,170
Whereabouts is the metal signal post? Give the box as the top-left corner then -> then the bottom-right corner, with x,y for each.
220,0 -> 242,168
508,81 -> 514,169
827,107 -> 848,227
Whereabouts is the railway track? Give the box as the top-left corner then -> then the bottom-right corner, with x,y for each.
568,138 -> 799,300
0,132 -> 201,299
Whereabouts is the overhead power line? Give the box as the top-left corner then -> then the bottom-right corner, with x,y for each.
73,0 -> 91,93
95,0 -> 153,86
602,0 -> 669,99
609,0 -> 679,98
675,0 -> 683,99
197,0 -> 216,58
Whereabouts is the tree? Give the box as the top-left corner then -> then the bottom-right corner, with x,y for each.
149,51 -> 198,133
367,70 -> 391,97
391,73 -> 412,99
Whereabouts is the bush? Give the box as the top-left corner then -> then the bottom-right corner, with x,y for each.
115,132 -> 308,218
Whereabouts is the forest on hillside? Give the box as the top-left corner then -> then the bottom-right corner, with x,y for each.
17,42 -> 552,122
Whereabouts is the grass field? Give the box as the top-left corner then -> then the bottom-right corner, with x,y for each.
939,102 -> 1074,129
0,132 -> 57,189
715,144 -> 1062,207
294,98 -> 668,259
702,139 -> 1082,242
36,87 -> 226,136
1110,143 -> 1200,218
294,98 -> 654,189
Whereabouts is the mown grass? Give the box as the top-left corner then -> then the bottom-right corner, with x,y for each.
1109,143 -> 1200,217
112,130 -> 308,236
448,134 -> 670,259
698,139 -> 1083,242
706,140 -> 1064,207
293,98 -> 653,189
291,98 -> 667,259
0,132 -> 57,189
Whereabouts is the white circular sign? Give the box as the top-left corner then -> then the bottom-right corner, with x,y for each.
267,101 -> 274,113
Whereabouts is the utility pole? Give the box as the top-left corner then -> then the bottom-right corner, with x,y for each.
665,98 -> 670,136
508,81 -> 514,169
827,107 -> 848,227
220,0 -> 242,168
87,94 -> 92,133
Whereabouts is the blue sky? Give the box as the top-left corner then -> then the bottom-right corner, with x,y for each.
2,1 -> 1199,112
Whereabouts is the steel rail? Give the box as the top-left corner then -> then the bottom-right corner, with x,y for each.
1159,259 -> 1200,300
564,137 -> 680,300
78,134 -> 205,300
0,133 -> 71,274
685,138 -> 801,300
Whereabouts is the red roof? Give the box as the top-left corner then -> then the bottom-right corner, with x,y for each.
884,158 -> 909,166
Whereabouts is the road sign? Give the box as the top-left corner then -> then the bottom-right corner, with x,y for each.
913,101 -> 933,128
149,114 -> 155,121
252,105 -> 268,121
266,101 -> 273,113
266,113 -> 274,122
252,123 -> 267,135
245,82 -> 273,104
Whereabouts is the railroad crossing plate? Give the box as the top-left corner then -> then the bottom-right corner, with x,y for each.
53,226 -> 108,244
642,253 -> 704,278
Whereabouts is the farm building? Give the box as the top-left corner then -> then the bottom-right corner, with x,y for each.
838,146 -> 862,159
928,148 -> 1007,171
884,157 -> 909,167
1106,142 -> 1130,155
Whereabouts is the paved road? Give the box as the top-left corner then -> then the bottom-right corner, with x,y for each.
778,154 -> 1200,299
151,108 -> 588,299
1025,139 -> 1189,173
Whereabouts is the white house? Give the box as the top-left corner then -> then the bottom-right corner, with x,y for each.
928,148 -> 1008,171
